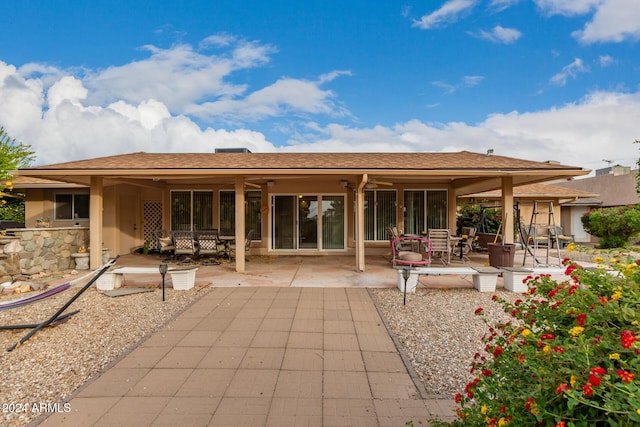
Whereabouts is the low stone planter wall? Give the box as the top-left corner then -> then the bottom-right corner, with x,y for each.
0,227 -> 89,283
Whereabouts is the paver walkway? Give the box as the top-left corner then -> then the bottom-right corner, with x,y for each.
39,287 -> 455,426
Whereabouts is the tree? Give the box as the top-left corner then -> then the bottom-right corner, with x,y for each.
0,126 -> 36,222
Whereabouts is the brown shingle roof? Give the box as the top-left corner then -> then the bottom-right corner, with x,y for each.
25,151 -> 583,172
462,183 -> 599,199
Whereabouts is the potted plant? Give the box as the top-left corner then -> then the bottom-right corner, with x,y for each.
35,217 -> 51,228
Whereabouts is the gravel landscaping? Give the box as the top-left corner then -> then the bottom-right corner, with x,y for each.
0,273 -> 209,426
370,286 -> 519,398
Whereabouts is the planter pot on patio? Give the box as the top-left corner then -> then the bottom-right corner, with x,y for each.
396,269 -> 419,293
501,267 -> 532,292
170,268 -> 198,290
472,267 -> 499,292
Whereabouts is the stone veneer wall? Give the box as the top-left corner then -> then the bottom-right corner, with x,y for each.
0,227 -> 89,283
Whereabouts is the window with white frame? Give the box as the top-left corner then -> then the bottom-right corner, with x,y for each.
54,193 -> 89,220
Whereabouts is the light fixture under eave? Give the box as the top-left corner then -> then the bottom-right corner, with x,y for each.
267,180 -> 275,188
340,180 -> 349,188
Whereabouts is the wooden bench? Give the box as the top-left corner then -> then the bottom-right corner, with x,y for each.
396,266 -> 501,293
96,266 -> 198,291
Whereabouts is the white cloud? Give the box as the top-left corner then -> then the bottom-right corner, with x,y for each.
489,0 -> 520,13
432,75 -> 485,94
550,58 -> 589,86
572,0 -> 640,43
413,0 -> 477,30
599,55 -> 615,67
185,76 -> 349,121
533,0 -> 601,16
472,25 -> 522,44
283,91 -> 640,171
535,0 -> 640,44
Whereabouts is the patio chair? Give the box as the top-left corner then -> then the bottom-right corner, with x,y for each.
386,225 -> 412,257
172,231 -> 197,261
459,226 -> 477,257
391,236 -> 432,268
227,229 -> 254,260
154,229 -> 175,260
195,230 -> 221,261
428,228 -> 451,265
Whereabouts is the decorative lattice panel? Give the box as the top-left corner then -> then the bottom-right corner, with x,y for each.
143,201 -> 163,242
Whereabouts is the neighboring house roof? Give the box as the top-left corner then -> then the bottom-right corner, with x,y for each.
16,151 -> 589,195
7,176 -> 86,188
554,171 -> 640,207
459,182 -> 599,201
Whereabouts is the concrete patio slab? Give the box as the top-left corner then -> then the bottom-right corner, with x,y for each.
38,287 -> 456,426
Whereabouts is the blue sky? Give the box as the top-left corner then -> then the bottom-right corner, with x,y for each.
1,0 -> 639,173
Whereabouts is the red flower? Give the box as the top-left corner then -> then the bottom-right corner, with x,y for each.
493,346 -> 504,358
577,313 -> 587,326
474,307 -> 484,315
525,397 -> 535,411
617,369 -> 635,383
565,264 -> 578,275
568,284 -> 579,295
590,367 -> 606,376
481,369 -> 493,376
582,383 -> 593,397
540,333 -> 555,341
621,330 -> 637,349
556,422 -> 566,427
562,257 -> 571,265
589,374 -> 602,387
548,288 -> 559,298
455,392 -> 462,403
518,354 -> 526,364
553,346 -> 565,353
556,383 -> 569,393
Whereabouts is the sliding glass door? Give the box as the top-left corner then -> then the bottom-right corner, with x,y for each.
272,195 -> 345,251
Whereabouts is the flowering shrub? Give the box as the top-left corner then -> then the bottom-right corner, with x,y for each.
581,205 -> 640,249
446,256 -> 640,426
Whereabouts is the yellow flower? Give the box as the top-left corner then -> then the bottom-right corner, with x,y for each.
5,181 -> 12,190
570,326 -> 585,336
633,320 -> 639,325
594,256 -> 604,263
481,405 -> 488,415
609,353 -> 620,360
567,243 -> 575,252
531,407 -> 540,416
570,375 -> 577,387
611,291 -> 622,301
498,417 -> 508,426
637,409 -> 640,416
521,328 -> 531,337
627,264 -> 636,271
610,258 -> 617,263
543,345 -> 550,353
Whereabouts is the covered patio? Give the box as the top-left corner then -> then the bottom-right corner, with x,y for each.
14,151 -> 589,275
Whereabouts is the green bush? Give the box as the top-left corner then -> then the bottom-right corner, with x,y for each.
581,205 -> 640,249
458,205 -> 502,234
443,255 -> 640,427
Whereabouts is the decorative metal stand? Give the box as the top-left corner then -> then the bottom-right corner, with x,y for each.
402,268 -> 411,305
159,263 -> 168,302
